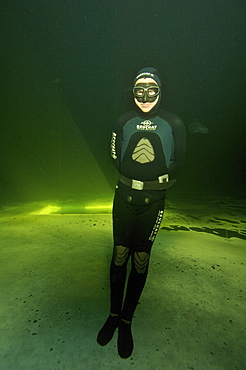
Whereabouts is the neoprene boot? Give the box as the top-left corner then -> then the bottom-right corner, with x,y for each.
97,313 -> 120,346
117,319 -> 134,358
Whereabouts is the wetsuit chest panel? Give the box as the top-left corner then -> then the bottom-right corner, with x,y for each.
132,137 -> 155,163
121,116 -> 174,167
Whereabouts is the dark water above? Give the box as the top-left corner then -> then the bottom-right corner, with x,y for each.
0,0 -> 245,204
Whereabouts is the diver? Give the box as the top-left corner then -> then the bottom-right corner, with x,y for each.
97,67 -> 186,358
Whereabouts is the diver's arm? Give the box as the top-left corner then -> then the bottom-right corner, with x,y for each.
110,129 -> 121,170
168,116 -> 186,178
110,111 -> 136,172
110,116 -> 124,171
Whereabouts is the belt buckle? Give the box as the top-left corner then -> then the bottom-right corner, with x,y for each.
158,174 -> 169,183
132,179 -> 144,190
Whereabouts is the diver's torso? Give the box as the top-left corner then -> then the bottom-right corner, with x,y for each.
119,113 -> 174,181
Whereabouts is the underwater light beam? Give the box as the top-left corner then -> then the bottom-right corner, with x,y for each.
84,204 -> 112,211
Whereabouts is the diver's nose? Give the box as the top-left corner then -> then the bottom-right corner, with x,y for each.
143,92 -> 148,102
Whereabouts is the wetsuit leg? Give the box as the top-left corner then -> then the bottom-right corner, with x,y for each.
109,245 -> 130,315
120,251 -> 150,321
115,188 -> 165,358
109,191 -> 136,314
117,249 -> 152,358
97,192 -> 132,347
120,196 -> 165,322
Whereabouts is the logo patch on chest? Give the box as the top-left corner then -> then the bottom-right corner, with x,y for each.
132,137 -> 155,163
136,120 -> 157,131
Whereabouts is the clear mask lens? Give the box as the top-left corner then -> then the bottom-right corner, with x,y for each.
133,86 -> 160,98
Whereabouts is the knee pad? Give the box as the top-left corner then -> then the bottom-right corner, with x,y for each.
113,245 -> 130,266
133,251 -> 150,274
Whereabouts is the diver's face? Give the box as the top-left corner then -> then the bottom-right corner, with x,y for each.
133,78 -> 160,113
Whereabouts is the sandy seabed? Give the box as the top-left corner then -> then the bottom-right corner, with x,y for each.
0,197 -> 245,370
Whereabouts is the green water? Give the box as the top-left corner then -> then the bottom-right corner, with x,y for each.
0,3 -> 245,368
0,0 -> 245,205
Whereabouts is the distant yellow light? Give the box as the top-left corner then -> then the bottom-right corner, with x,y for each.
85,205 -> 112,210
33,205 -> 61,215
84,204 -> 112,211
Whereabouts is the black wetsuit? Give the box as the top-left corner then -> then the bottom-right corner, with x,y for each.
106,107 -> 186,325
97,67 -> 186,358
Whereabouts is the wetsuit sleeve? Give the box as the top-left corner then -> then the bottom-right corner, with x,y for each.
168,115 -> 186,177
110,131 -> 120,170
110,116 -> 124,171
110,111 -> 134,172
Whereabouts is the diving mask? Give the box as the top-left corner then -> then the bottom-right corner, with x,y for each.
133,83 -> 160,103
